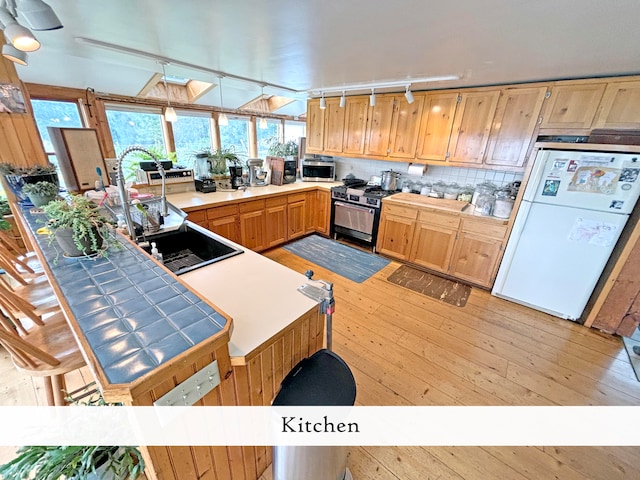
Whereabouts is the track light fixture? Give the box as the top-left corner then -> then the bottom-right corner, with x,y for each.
405,85 -> 414,104
339,91 -> 346,108
0,6 -> 39,51
18,0 -> 63,31
160,62 -> 177,123
319,92 -> 326,109
310,74 -> 461,98
369,88 -> 376,107
218,77 -> 228,126
2,41 -> 27,65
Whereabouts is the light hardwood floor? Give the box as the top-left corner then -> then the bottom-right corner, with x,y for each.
1,244 -> 639,479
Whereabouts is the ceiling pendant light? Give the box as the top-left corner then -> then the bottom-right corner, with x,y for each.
0,7 -> 40,52
2,42 -> 27,65
405,85 -> 414,104
18,0 -> 63,31
218,76 -> 228,126
160,62 -> 177,123
369,88 -> 376,107
339,91 -> 346,108
319,92 -> 326,109
259,86 -> 268,129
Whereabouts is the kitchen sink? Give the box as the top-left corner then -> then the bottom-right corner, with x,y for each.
142,222 -> 243,275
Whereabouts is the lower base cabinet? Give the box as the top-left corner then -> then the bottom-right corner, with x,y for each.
239,200 -> 267,251
377,204 -> 417,260
266,197 -> 287,248
207,204 -> 241,245
410,217 -> 458,272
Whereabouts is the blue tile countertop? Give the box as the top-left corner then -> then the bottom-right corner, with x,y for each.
21,205 -> 229,384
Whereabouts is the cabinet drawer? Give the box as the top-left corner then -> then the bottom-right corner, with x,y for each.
266,196 -> 287,207
417,210 -> 460,229
288,193 -> 306,204
238,199 -> 265,213
382,203 -> 418,220
460,218 -> 508,239
206,204 -> 238,219
187,209 -> 206,223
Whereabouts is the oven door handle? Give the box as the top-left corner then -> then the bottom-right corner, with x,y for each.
334,201 -> 375,215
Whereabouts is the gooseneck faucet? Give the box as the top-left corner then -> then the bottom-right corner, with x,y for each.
116,146 -> 168,241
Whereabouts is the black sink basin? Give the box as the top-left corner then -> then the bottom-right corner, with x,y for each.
142,222 -> 243,275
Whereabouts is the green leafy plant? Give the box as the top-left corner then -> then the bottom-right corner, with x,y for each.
42,195 -> 117,258
267,139 -> 298,158
22,181 -> 59,197
195,147 -> 244,175
0,197 -> 11,216
0,162 -> 57,175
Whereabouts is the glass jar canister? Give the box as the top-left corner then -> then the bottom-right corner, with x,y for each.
475,193 -> 495,216
457,184 -> 474,203
444,183 -> 461,200
430,180 -> 446,198
471,181 -> 497,205
493,189 -> 514,218
401,179 -> 413,193
420,183 -> 432,195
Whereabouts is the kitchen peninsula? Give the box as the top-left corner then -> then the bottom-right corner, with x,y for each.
15,202 -> 324,480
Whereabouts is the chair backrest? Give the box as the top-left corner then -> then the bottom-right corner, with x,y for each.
0,242 -> 41,287
0,326 -> 60,370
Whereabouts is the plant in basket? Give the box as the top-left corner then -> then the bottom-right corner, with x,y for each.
0,162 -> 59,201
21,181 -> 59,207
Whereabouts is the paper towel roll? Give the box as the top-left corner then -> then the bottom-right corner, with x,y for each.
407,163 -> 427,176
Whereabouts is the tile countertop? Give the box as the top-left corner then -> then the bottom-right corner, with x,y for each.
167,180 -> 340,210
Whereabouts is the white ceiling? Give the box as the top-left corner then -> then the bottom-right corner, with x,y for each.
12,0 -> 640,118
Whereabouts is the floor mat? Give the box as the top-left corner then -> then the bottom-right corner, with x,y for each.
622,327 -> 640,382
282,235 -> 390,283
387,265 -> 471,307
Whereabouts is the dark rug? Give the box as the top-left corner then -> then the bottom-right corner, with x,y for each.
386,265 -> 472,307
622,327 -> 640,382
282,235 -> 390,283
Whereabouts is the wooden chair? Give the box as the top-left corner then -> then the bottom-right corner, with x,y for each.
0,275 -> 60,329
0,310 -> 86,406
0,240 -> 43,286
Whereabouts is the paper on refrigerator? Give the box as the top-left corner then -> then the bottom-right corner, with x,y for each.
568,217 -> 619,247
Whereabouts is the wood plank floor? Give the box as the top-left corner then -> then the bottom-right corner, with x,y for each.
1,243 -> 639,479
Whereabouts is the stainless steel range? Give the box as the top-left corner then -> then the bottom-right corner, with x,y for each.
330,183 -> 398,251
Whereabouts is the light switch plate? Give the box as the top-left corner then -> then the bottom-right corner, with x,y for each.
153,360 -> 220,406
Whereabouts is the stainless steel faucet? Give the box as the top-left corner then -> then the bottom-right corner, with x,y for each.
116,146 -> 168,241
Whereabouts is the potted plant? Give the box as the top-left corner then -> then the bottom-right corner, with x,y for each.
195,148 -> 244,178
42,195 -> 117,258
0,162 -> 59,201
21,181 -> 59,207
267,139 -> 299,160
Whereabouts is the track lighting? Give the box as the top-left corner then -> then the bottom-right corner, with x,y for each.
2,42 -> 27,65
405,85 -> 414,104
369,89 -> 376,107
319,92 -> 326,109
339,91 -> 346,108
160,62 -> 177,123
218,76 -> 228,126
310,74 -> 461,97
18,0 -> 63,31
0,7 -> 40,51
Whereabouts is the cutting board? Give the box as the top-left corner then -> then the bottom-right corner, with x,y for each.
386,193 -> 470,212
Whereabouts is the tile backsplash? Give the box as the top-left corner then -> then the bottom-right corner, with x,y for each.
333,156 -> 523,188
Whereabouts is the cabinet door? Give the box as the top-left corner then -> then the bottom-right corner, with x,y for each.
415,92 -> 458,162
449,232 -> 503,287
209,215 -> 241,244
265,199 -> 287,248
377,214 -> 415,260
314,189 -> 330,235
409,222 -> 457,273
364,95 -> 395,157
305,99 -> 325,153
388,94 -> 425,158
447,91 -> 500,165
323,98 -> 345,153
187,209 -> 207,228
484,86 -> 547,168
288,201 -> 306,240
240,210 -> 266,251
342,97 -> 369,155
540,83 -> 606,129
592,80 -> 640,130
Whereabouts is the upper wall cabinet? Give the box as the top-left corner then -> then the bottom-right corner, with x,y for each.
592,80 -> 640,130
323,98 -> 346,153
447,90 -> 500,165
364,95 -> 396,156
415,92 -> 458,162
305,99 -> 324,153
388,94 -> 425,159
342,96 -> 370,155
484,86 -> 547,168
539,82 -> 606,130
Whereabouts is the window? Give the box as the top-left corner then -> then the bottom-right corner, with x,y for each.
105,104 -> 167,158
256,119 -> 282,159
284,120 -> 306,144
219,116 -> 249,158
30,100 -> 84,189
172,112 -> 213,167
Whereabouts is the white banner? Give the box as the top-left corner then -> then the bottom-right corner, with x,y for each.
0,406 -> 638,446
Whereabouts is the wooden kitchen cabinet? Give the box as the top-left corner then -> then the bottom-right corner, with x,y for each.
447,90 -> 500,165
239,199 -> 267,251
377,203 -> 417,260
206,204 -> 241,244
323,98 -> 346,153
409,211 -> 460,273
364,95 -> 395,157
592,80 -> 640,130
287,193 -> 306,240
305,99 -> 325,153
415,92 -> 459,162
342,96 -> 370,155
484,86 -> 547,168
265,196 -> 288,248
186,209 -> 207,228
539,82 -> 606,130
388,94 -> 425,159
308,189 -> 330,235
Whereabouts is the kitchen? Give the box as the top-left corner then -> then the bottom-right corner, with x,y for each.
1,1 -> 640,479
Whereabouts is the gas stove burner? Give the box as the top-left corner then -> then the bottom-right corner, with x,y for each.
342,177 -> 367,188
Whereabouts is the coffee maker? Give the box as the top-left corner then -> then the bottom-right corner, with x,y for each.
283,159 -> 297,184
247,159 -> 268,186
229,166 -> 244,189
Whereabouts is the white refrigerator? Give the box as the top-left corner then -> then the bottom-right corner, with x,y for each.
492,148 -> 640,320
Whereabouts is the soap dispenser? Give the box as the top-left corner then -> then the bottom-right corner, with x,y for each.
150,242 -> 163,263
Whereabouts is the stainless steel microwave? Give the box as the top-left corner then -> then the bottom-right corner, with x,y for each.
301,160 -> 336,182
